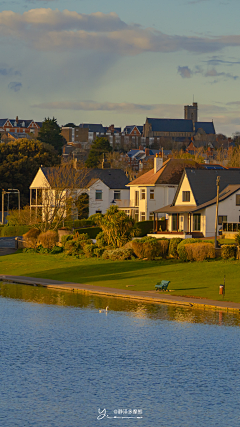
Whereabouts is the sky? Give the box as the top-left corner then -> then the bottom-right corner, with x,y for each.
0,0 -> 240,136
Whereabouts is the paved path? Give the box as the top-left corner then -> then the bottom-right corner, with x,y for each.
1,274 -> 240,312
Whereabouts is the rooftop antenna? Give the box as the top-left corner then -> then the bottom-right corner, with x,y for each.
193,94 -> 194,103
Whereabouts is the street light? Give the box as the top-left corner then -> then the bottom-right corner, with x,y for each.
8,189 -> 20,215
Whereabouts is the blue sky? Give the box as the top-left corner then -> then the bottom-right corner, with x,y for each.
0,0 -> 240,135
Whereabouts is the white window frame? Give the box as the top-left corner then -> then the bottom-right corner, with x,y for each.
95,190 -> 103,200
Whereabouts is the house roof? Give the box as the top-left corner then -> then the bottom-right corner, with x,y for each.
79,123 -> 107,133
41,167 -> 129,190
124,125 -> 143,134
195,122 -> 215,135
147,118 -> 193,133
183,169 -> 240,206
128,158 -> 204,186
155,184 -> 240,214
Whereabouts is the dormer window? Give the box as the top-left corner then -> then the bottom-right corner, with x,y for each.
14,121 -> 17,127
22,121 -> 25,127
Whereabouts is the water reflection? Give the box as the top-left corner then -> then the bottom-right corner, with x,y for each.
0,282 -> 239,327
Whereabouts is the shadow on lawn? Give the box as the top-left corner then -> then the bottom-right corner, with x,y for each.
174,287 -> 208,291
25,260 -> 161,286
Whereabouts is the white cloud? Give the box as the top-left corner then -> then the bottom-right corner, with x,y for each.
0,9 -> 240,56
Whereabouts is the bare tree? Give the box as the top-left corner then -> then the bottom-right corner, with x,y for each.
30,163 -> 90,231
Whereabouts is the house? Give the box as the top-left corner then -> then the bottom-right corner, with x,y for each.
30,166 -> 130,220
123,125 -> 143,136
0,117 -> 42,137
119,157 -> 203,222
153,169 -> 240,238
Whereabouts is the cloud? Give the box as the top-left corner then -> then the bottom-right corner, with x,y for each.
205,68 -> 238,79
177,66 -> 192,78
204,56 -> 240,66
32,100 -> 158,112
8,82 -> 22,92
0,8 -> 240,56
0,66 -> 21,76
177,64 -> 238,80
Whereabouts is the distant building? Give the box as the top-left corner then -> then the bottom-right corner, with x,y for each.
0,117 -> 42,138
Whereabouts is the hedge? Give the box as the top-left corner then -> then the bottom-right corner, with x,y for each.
221,244 -> 236,259
135,221 -> 154,237
132,236 -> 169,260
74,227 -> 102,239
0,225 -> 31,237
184,242 -> 215,262
177,238 -> 215,262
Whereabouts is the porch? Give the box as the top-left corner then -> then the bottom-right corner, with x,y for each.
153,208 -> 204,238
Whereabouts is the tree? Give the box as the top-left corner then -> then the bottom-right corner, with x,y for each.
38,117 -> 66,154
85,137 -> 112,168
30,163 -> 90,231
0,139 -> 60,207
93,205 -> 136,247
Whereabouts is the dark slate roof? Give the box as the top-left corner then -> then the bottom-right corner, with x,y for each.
79,123 -> 107,133
195,122 -> 215,134
155,185 -> 240,214
127,149 -> 143,158
173,169 -> 240,207
0,119 -> 7,126
41,167 -> 129,189
124,125 -> 143,134
147,118 -> 193,132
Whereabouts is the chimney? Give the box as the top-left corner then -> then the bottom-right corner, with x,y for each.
154,154 -> 163,174
16,116 -> 18,123
145,148 -> 149,156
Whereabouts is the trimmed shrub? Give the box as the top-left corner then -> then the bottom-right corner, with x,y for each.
74,227 -> 102,239
184,242 -> 215,261
0,225 -> 30,237
64,240 -> 83,256
177,238 -> 202,262
168,238 -> 183,258
102,248 -> 133,260
23,228 -> 41,248
135,221 -> 153,237
132,237 -> 169,260
38,230 -> 58,249
221,244 -> 236,259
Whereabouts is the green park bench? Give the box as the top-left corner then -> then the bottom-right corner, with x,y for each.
155,280 -> 170,291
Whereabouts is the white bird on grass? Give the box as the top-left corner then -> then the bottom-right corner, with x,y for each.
99,306 -> 109,313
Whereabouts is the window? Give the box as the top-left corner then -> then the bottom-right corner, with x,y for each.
182,191 -> 190,202
193,214 -> 201,231
140,212 -> 146,221
135,191 -> 139,206
218,215 -> 227,225
114,190 -> 121,200
96,210 -> 102,213
236,195 -> 240,206
150,189 -> 154,200
134,210 -> 139,222
140,189 -> 145,200
149,212 -> 154,221
95,190 -> 102,200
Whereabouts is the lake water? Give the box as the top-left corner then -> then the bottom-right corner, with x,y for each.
0,283 -> 240,427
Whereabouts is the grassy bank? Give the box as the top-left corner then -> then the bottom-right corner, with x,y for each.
1,251 -> 240,303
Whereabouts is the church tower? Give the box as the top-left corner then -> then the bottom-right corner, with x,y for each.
184,102 -> 198,122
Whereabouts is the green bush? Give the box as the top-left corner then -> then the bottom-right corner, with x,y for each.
96,231 -> 107,248
221,244 -> 236,259
132,237 -> 169,260
102,248 -> 133,260
168,238 -> 183,258
74,227 -> 102,239
38,230 -> 58,249
83,243 -> 97,258
94,247 -> 105,258
63,219 -> 96,229
23,228 -> 41,248
135,221 -> 153,237
61,234 -> 74,245
50,246 -> 63,254
184,242 -> 215,261
177,238 -> 202,262
63,233 -> 92,256
0,225 -> 30,237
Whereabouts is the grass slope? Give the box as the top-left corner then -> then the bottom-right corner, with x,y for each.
1,252 -> 240,302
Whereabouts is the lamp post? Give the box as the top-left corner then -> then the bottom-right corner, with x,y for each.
214,176 -> 220,249
2,189 -> 6,224
8,189 -> 20,215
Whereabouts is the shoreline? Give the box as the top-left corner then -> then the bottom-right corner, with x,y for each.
1,274 -> 240,313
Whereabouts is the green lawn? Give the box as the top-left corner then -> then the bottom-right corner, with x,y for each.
1,251 -> 240,303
